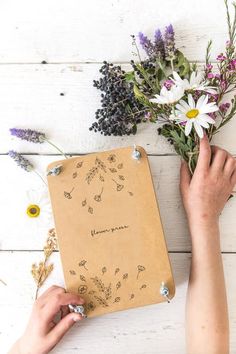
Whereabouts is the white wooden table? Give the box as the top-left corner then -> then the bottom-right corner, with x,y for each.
0,1 -> 235,353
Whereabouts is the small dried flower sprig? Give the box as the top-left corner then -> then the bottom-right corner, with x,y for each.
31,228 -> 57,299
8,150 -> 47,186
91,0 -> 236,174
10,128 -> 68,159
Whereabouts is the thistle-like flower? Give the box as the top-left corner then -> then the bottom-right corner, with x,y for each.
9,128 -> 46,143
8,150 -> 34,172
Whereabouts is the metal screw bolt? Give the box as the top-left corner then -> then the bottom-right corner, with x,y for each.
160,282 -> 171,303
132,144 -> 141,160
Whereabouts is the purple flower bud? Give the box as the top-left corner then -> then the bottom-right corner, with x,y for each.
206,64 -> 213,71
219,102 -> 230,114
138,32 -> 154,57
163,79 -> 174,89
216,54 -> 227,61
228,59 -> 236,70
154,29 -> 165,58
164,24 -> 176,60
10,128 -> 46,143
8,150 -> 34,172
207,73 -> 215,79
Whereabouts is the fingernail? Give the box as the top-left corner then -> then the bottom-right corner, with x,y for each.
73,314 -> 82,322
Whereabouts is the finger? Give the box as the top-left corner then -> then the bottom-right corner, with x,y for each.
37,286 -> 65,303
61,305 -> 70,319
180,160 -> 191,196
47,313 -> 83,350
210,147 -> 228,173
231,170 -> 236,186
44,292 -> 85,323
224,155 -> 236,176
196,134 -> 211,172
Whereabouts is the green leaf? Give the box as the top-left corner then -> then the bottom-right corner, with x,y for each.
124,71 -> 135,83
174,50 -> 191,77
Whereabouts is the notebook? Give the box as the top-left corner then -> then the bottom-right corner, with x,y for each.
47,146 -> 175,317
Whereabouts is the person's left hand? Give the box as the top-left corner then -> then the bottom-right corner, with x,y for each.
9,285 -> 85,354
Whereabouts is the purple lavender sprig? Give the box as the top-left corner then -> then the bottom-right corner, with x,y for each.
8,150 -> 34,172
8,150 -> 46,185
10,127 -> 68,159
10,128 -> 46,143
154,29 -> 165,59
164,24 -> 176,64
138,32 -> 155,57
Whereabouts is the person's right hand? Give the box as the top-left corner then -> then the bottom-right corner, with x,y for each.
9,285 -> 85,354
180,134 -> 236,226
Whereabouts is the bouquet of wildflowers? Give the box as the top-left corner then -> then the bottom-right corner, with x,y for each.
90,0 -> 236,173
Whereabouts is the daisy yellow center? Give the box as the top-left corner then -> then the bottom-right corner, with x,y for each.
27,204 -> 40,218
186,109 -> 199,119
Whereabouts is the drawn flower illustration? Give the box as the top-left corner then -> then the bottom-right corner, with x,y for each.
123,273 -> 128,280
117,163 -> 123,169
76,161 -> 83,168
69,270 -> 76,275
79,260 -> 88,271
116,281 -> 121,290
101,266 -> 107,275
72,172 -> 78,178
94,187 -> 104,202
78,284 -> 88,294
112,179 -> 124,191
114,297 -> 121,303
137,265 -> 146,279
140,284 -> 147,290
94,295 -> 108,307
109,168 -> 117,173
91,276 -> 105,292
105,283 -> 112,300
88,206 -> 93,214
86,301 -> 96,312
119,175 -> 125,181
95,157 -> 107,173
80,275 -> 86,282
86,166 -> 99,184
88,290 -> 96,295
64,187 -> 75,199
114,268 -> 120,275
107,154 -> 116,163
99,175 -> 105,182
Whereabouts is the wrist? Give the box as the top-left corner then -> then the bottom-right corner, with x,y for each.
187,213 -> 220,239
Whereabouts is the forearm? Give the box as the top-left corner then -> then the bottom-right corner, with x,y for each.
186,218 -> 229,354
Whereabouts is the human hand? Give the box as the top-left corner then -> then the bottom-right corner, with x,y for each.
180,135 -> 236,226
9,286 -> 85,354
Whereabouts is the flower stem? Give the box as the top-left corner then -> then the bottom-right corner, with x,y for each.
44,138 -> 68,159
33,170 -> 47,187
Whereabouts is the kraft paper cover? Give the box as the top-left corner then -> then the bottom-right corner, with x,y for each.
47,146 -> 175,317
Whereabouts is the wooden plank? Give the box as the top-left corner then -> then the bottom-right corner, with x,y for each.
1,155 -> 235,252
0,252 -> 235,354
0,0 -> 231,63
1,64 -> 236,155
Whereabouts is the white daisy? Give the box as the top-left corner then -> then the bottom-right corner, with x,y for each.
150,85 -> 184,104
173,94 -> 219,138
24,188 -> 52,225
171,71 -> 217,94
